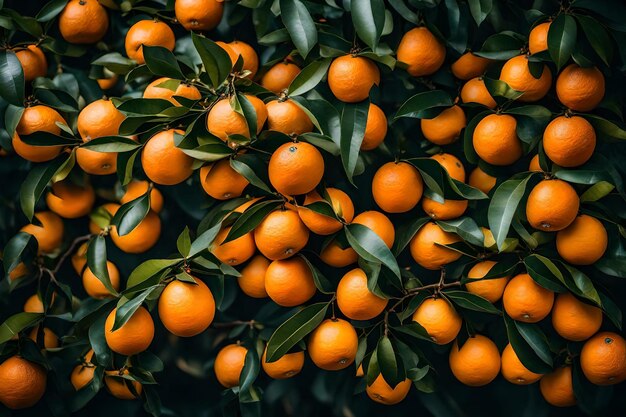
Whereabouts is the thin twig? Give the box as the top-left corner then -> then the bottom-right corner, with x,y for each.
52,234 -> 94,274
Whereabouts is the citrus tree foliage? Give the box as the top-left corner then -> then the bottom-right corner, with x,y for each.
1,0 -> 626,416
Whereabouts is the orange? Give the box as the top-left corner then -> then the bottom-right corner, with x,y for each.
397,27 -> 446,77
125,20 -> 175,64
216,41 -> 238,63
58,0 -> 109,44
89,202 -> 119,234
528,154 -> 542,172
8,262 -> 29,281
353,211 -> 395,248
261,61 -> 301,94
104,370 -> 142,400
526,179 -> 579,231
82,260 -> 120,299
97,74 -> 118,90
308,318 -> 358,371
121,180 -> 164,213
328,55 -> 380,102
460,77 -> 497,109
372,162 -> 423,213
211,226 -> 256,265
237,255 -> 269,298
254,208 -> 309,260
104,306 -> 155,355
158,277 -> 215,337
110,210 -> 161,254
15,45 -> 47,81
175,0 -> 223,31
580,332 -> 626,385
502,273 -> 554,322
320,240 -> 358,267
421,105 -> 467,145
77,98 -> 125,141
412,297 -> 462,344
141,129 -> 194,185
499,55 -> 552,102
45,181 -> 95,219
501,343 -> 542,385
268,141 -> 324,196
21,211 -> 64,254
540,366 -> 576,407
469,167 -> 497,194
298,188 -> 354,235
70,350 -> 95,390
556,215 -> 607,265
261,348 -> 304,379
366,376 -> 411,405
143,77 -> 202,106
361,103 -> 387,150
449,334 -> 501,386
409,222 -> 461,270
465,261 -> 509,303
472,114 -> 523,166
337,268 -> 388,320
529,21 -> 551,54
228,41 -> 259,79
265,257 -> 316,306
24,294 -> 46,313
422,198 -> 468,220
552,292 -> 602,341
200,159 -> 249,200
12,105 -> 65,162
214,344 -> 248,388
28,326 -> 59,349
0,356 -> 47,409
430,153 -> 465,182
207,95 -> 267,141
76,148 -> 118,176
543,116 -> 595,167
556,64 -> 605,112
451,52 -> 490,80
266,99 -> 313,135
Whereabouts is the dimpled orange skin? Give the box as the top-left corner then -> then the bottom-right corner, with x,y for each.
451,52 -> 491,80
473,114 -> 523,166
254,209 -> 309,260
298,188 -> 355,235
268,141 -> 324,196
328,55 -> 380,102
0,356 -> 47,409
552,292 -> 602,341
412,297 -> 462,344
320,240 -> 358,267
82,260 -> 120,299
77,99 -> 126,141
543,116 -> 596,167
460,77 -> 497,108
469,167 -> 497,194
105,306 -> 155,356
449,335 -> 501,386
265,257 -> 316,307
353,211 -> 395,248
207,96 -> 267,141
261,349 -> 305,379
421,105 -> 467,145
104,370 -> 142,400
76,147 -> 118,176
261,61 -> 301,94
372,162 -> 423,214
12,105 -> 65,162
266,99 -> 313,135
211,226 -> 256,266
143,77 -> 202,106
581,332 -> 626,385
499,55 -> 552,102
110,210 -> 161,254
397,27 -> 446,77
556,215 -> 607,265
15,45 -> 47,81
528,154 -> 542,172
526,179 -> 579,231
465,261 -> 509,303
58,0 -> 109,44
540,366 -> 576,407
200,159 -> 249,200
21,211 -> 64,254
238,255 -> 270,298
366,376 -> 412,405
337,268 -> 388,320
121,180 -> 164,213
228,41 -> 259,78
409,222 -> 461,270
175,0 -> 223,31
46,182 -> 96,219
125,20 -> 175,64
556,64 -> 605,112
308,319 -> 358,371
422,198 -> 468,220
158,277 -> 215,337
502,273 -> 554,323
362,103 -> 388,150
501,343 -> 542,385
214,344 -> 248,388
142,129 -> 194,185
529,21 -> 551,54
431,153 -> 466,182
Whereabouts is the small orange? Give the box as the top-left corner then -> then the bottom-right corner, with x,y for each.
397,27 -> 446,77
237,255 -> 270,298
372,162 -> 423,213
268,141 -> 324,196
260,61 -> 301,94
337,268 -> 388,320
501,343 -> 542,385
526,179 -> 579,231
473,114 -> 523,166
543,116 -> 596,167
460,77 -> 497,109
409,222 -> 461,270
59,0 -> 109,44
120,180 -> 164,213
210,226 -> 256,266
254,208 -> 309,260
45,181 -> 95,219
353,211 -> 395,249
556,64 -> 605,112
422,198 -> 468,220
143,77 -> 202,106
104,370 -> 142,400
499,55 -> 552,102
28,326 -> 59,349
580,332 -> 626,385
449,334 -> 501,386
12,105 -> 66,162
15,45 -> 47,81
175,0 -> 223,31
502,273 -> 554,323
104,306 -> 155,356
125,20 -> 175,64
228,41 -> 259,78
451,52 -> 491,80
361,103 -> 388,150
70,352 -> 95,391
82,260 -> 120,299
298,188 -> 355,235
266,99 -> 313,135
0,356 -> 47,409
366,376 -> 412,405
528,154 -> 542,172
141,129 -> 194,185
540,366 -> 576,407
320,240 -> 358,267
468,167 -> 497,194
110,210 -> 161,254
529,21 -> 551,54
200,159 -> 249,200
97,74 -> 118,90
24,294 -> 46,313
430,153 -> 466,182
214,344 -> 248,388
207,96 -> 267,141
21,211 -> 64,254
556,215 -> 607,265
76,148 -> 118,176
308,318 -> 358,371
261,348 -> 304,379
77,98 -> 125,141
465,261 -> 509,303
265,257 -> 316,307
412,297 -> 462,344
552,292 -> 602,341
328,55 -> 380,102
421,105 -> 466,145
158,277 -> 215,337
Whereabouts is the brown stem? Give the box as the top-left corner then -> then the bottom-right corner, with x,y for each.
52,234 -> 94,274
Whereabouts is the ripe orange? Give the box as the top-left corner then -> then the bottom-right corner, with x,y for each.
21,211 -> 64,254
430,153 -> 465,182
499,55 -> 552,102
261,348 -> 304,379
0,356 -> 47,409
77,98 -> 125,141
24,294 -> 46,313
45,181 -> 95,219
540,366 -> 576,407
158,277 -> 215,337
120,180 -> 164,213
397,27 -> 446,77
361,103 -> 387,150
580,332 -> 626,385
320,240 -> 358,267
214,344 -> 248,388
143,77 -> 202,106
105,306 -> 155,355
308,318 -> 358,371
265,257 -> 316,307
15,45 -> 47,81
409,222 -> 461,270
552,292 -> 602,341
88,203 -> 119,234
82,260 -> 120,299
556,215 -> 607,265
298,188 -> 354,235
110,210 -> 161,254
210,226 -> 256,265
468,167 -> 497,194
543,116 -> 596,167
556,64 -> 605,112
422,198 -> 468,220
465,261 -> 509,303
502,273 -> 554,323
451,52 -> 491,80
353,211 -> 395,248
104,370 -> 142,400
412,297 -> 462,344
175,0 -> 223,31
200,159 -> 249,200
328,55 -> 380,102
528,154 -> 542,172
76,147 -> 118,176
421,105 -> 466,145
529,21 -> 551,54
142,129 -> 194,185
206,95 -> 267,141
254,208 -> 309,260
260,61 -> 301,94
337,268 -> 388,320
238,255 -> 269,298
71,243 -> 88,276
372,162 -> 423,213
58,0 -> 109,44
71,359 -> 95,391
228,41 -> 259,78
526,179 -> 579,231
449,334 -> 501,386
501,343 -> 542,385
28,326 -> 59,349
216,41 -> 238,63
266,99 -> 313,135
12,105 -> 66,162
125,20 -> 175,64
366,376 -> 411,405
460,77 -> 497,109
268,141 -> 324,196
473,114 -> 523,166
97,74 -> 118,90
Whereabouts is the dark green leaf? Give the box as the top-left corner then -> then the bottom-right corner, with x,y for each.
191,32 -> 232,88
223,201 -> 282,244
280,0 -> 318,59
576,15 -> 612,65
514,321 -> 553,367
3,232 -> 36,274
111,192 -> 150,236
394,91 -> 454,121
0,312 -> 43,345
36,0 -> 67,22
87,236 -> 118,296
239,347 -> 260,392
340,101 -> 369,183
0,50 -> 25,106
548,14 -> 577,70
444,290 -> 501,314
351,0 -> 386,50
487,174 -> 534,250
503,314 -> 552,374
126,259 -> 181,290
142,45 -> 185,80
20,156 -> 66,221
81,136 -> 142,152
177,227 -> 192,258
377,336 -> 399,386
346,223 -> 400,279
288,58 -> 331,96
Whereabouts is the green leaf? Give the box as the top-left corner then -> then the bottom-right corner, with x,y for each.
524,254 -> 567,293
223,200 -> 282,244
112,286 -> 160,331
483,77 -> 523,100
580,181 -> 614,202
111,192 -> 150,236
387,0 -> 420,24
503,314 -> 552,374
468,0 -> 493,26
437,217 -> 483,247
288,58 -> 331,96
142,45 -> 185,80
230,155 -> 270,193
89,312 -> 111,365
576,15 -> 612,65
0,312 -> 43,345
351,0 -> 386,50
392,217 -> 429,256
584,114 -> 626,141
345,223 -> 400,279
5,104 -> 24,137
92,52 -> 137,75
3,232 -> 37,274
514,321 -> 553,367
560,264 -> 601,306
117,148 -> 141,186
87,236 -> 118,296
81,136 -> 142,152
239,347 -> 260,392
476,33 -> 524,60
20,156 -> 66,221
299,254 -> 334,294
126,259 -> 181,290
444,290 -> 501,314
177,227 -> 192,258
189,222 -> 223,258
36,0 -> 67,22
191,32 -> 232,88
377,336 -> 399,386
19,131 -> 79,146
394,90 -> 454,121
280,0 -> 318,59
340,101 -> 369,183
258,28 -> 291,45
548,14 -> 577,70
0,49 -> 25,106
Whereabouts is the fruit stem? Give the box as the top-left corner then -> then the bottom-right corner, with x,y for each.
52,233 -> 94,274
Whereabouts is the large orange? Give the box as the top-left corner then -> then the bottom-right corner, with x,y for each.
120,180 -> 164,213
552,292 -> 602,341
104,369 -> 142,400
175,0 -> 223,31
58,0 -> 108,44
337,268 -> 388,320
543,116 -> 595,167
556,215 -> 607,265
237,255 -> 269,298
430,153 -> 465,182
320,240 -> 358,267
328,55 -> 380,102
540,366 -> 576,407
366,376 -> 411,405
77,98 -> 124,138
110,210 -> 161,254
45,181 -> 95,219
526,179 -> 579,231
421,105 -> 467,145
499,55 -> 552,102
210,226 -> 256,266
214,344 -> 248,388
460,77 -> 497,109
76,148 -> 118,176
372,162 -> 423,213
502,273 -> 554,322
15,45 -> 47,81
353,211 -> 395,248
265,257 -> 316,307
268,141 -> 324,196
529,21 -> 551,54
266,99 -> 313,135
261,348 -> 304,379
228,41 -> 259,78
501,343 -> 542,385
141,129 -> 194,185
361,103 -> 387,150
412,297 -> 462,344
468,167 -> 497,194
472,114 -> 523,166
21,211 -> 64,254
449,334 -> 501,386
580,332 -> 626,385
397,27 -> 446,77
0,356 -> 47,409
451,52 -> 490,80
308,319 -> 358,371
206,95 -> 267,141
556,64 -> 605,112
298,188 -> 354,235
465,261 -> 509,303
143,77 -> 202,106
422,197 -> 468,220
409,222 -> 461,270
158,277 -> 215,337
82,260 -> 120,299
200,159 -> 249,200
125,20 -> 175,64
104,306 -> 155,355
260,61 -> 301,94
12,105 -> 65,162
254,208 -> 309,260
